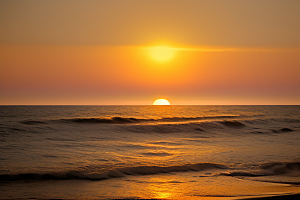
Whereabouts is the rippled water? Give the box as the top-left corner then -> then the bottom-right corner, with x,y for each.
1,105 -> 300,199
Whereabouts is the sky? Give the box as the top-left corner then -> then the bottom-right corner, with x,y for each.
1,0 -> 299,105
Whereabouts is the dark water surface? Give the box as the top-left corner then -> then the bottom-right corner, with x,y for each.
1,106 -> 299,199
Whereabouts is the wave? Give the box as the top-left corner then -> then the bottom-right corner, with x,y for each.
18,115 -> 239,125
221,171 -> 266,177
159,115 -> 238,122
17,117 -> 298,137
0,162 -> 227,182
219,120 -> 246,127
141,152 -> 173,157
272,128 -> 294,133
1,161 -> 299,182
58,115 -> 239,124
60,117 -> 141,124
122,120 -> 248,134
20,115 -> 297,128
20,120 -> 46,125
220,161 -> 300,178
260,161 -> 300,174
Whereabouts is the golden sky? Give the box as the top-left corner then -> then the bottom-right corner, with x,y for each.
1,0 -> 299,105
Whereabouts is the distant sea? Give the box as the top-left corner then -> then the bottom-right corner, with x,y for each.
1,105 -> 300,199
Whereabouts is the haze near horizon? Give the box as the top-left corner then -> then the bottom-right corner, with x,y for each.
0,0 -> 299,105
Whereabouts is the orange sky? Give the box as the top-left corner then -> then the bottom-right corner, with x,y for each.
1,0 -> 299,105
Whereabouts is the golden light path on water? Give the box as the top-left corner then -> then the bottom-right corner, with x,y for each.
94,171 -> 300,199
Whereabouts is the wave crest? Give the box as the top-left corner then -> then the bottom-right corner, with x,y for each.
0,163 -> 227,182
260,161 -> 300,174
219,120 -> 245,127
61,117 -> 140,124
58,115 -> 238,124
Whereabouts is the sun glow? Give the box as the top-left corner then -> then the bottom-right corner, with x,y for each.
153,99 -> 171,105
148,46 -> 176,62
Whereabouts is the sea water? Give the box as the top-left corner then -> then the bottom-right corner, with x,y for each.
0,105 -> 299,199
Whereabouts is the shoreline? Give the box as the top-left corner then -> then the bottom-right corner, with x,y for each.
239,193 -> 300,200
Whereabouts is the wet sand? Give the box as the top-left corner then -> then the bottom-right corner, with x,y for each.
240,193 -> 300,200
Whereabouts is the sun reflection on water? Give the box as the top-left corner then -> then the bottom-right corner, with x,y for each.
146,177 -> 179,199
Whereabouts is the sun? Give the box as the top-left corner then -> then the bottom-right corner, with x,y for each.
148,46 -> 176,62
153,99 -> 171,105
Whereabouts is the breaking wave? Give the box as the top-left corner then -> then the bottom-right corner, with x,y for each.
1,161 -> 299,185
260,161 -> 300,174
0,163 -> 227,182
220,161 -> 300,178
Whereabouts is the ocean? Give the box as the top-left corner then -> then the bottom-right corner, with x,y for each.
0,105 -> 299,199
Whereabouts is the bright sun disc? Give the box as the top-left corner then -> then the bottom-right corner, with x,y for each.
148,46 -> 175,62
153,99 -> 171,105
